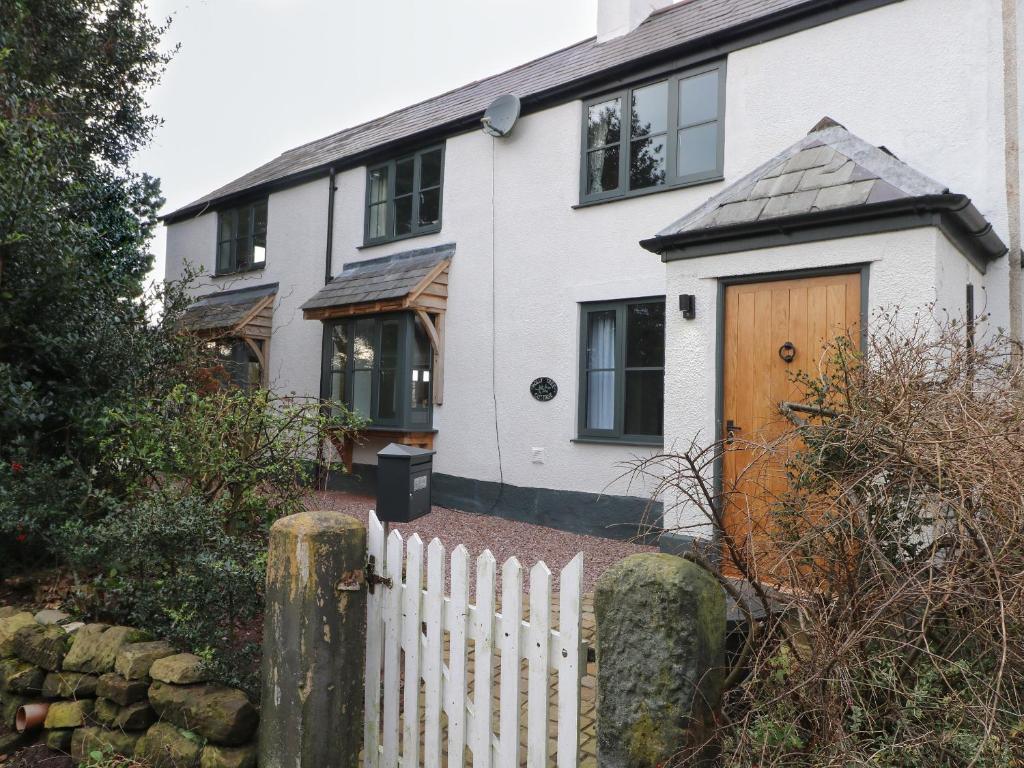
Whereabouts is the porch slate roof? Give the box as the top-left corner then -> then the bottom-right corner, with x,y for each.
300,243 -> 455,312
162,0 -> 865,222
659,117 -> 947,236
641,118 -> 1007,267
180,283 -> 278,333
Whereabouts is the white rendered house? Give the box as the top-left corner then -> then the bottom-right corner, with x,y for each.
163,0 -> 1021,547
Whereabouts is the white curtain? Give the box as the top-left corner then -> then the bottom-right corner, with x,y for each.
587,311 -> 616,430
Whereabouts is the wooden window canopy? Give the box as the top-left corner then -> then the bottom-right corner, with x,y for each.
180,283 -> 277,385
301,244 -> 453,405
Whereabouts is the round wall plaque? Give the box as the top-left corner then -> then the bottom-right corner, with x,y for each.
530,377 -> 558,402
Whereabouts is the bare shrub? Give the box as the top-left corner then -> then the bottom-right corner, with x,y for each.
630,312 -> 1024,766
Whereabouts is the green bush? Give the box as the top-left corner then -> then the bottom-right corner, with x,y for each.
59,384 -> 364,695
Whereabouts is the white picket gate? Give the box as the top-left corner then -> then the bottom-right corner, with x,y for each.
364,511 -> 586,768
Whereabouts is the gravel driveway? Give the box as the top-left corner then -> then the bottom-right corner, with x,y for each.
305,490 -> 655,593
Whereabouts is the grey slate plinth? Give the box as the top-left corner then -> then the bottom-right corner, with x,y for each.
259,511 -> 367,768
595,553 -> 726,768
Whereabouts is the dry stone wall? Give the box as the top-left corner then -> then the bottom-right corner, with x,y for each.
0,605 -> 258,767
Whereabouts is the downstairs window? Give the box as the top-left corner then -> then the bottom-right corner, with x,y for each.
578,298 -> 665,442
322,313 -> 433,429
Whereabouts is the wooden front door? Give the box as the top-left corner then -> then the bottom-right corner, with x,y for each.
720,272 -> 861,578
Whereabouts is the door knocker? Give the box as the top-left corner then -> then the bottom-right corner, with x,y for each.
779,341 -> 796,363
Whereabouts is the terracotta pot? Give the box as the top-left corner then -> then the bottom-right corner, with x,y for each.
15,702 -> 48,732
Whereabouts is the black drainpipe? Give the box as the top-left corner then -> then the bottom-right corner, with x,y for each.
324,167 -> 337,284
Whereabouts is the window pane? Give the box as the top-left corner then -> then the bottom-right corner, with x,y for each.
236,205 -> 252,239
352,370 -> 372,418
624,370 -> 664,436
411,320 -> 431,412
353,318 -> 375,368
368,202 -> 387,239
218,212 -> 235,242
411,319 -> 431,368
253,231 -> 266,266
626,302 -> 665,367
236,236 -> 254,268
586,146 -> 620,194
587,98 -> 621,148
677,122 -> 719,177
331,371 -> 346,404
217,241 -> 233,272
629,137 -> 666,190
331,324 -> 348,370
420,149 -> 442,189
630,81 -> 667,138
396,158 -> 414,197
586,310 -> 616,369
380,319 -> 399,366
418,188 -> 440,228
678,70 -> 719,126
395,195 -> 413,236
586,371 -> 615,430
368,167 -> 388,205
253,201 -> 268,234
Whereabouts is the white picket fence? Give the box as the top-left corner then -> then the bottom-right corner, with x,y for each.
364,511 -> 585,768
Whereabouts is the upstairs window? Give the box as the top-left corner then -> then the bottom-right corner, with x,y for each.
322,313 -> 433,429
578,299 -> 664,442
580,62 -> 724,203
217,199 -> 267,274
365,146 -> 444,245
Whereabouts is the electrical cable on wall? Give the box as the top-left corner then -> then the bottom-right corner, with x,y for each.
489,134 -> 506,496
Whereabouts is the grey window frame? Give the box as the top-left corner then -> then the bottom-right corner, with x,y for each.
577,297 -> 665,444
578,60 -> 726,205
216,198 -> 268,275
320,312 -> 433,429
363,145 -> 445,247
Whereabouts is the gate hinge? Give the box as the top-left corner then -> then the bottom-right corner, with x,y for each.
365,554 -> 392,594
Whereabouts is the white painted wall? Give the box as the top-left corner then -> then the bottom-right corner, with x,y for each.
163,0 -> 1014,511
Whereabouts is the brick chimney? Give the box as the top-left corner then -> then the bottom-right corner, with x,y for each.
597,0 -> 676,42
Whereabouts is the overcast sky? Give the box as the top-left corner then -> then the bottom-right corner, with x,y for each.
135,0 -> 599,282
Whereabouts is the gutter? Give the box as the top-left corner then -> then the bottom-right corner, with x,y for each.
159,0 -> 903,225
639,194 -> 1008,273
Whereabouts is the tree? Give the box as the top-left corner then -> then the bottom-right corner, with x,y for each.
0,0 -> 179,561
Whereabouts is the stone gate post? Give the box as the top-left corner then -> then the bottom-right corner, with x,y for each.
594,553 -> 726,768
260,511 -> 367,768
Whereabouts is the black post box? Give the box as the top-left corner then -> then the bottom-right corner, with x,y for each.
376,443 -> 435,523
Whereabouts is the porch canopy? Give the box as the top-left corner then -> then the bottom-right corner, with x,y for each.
641,117 -> 1006,270
179,283 -> 277,386
301,243 -> 453,321
179,282 -> 277,339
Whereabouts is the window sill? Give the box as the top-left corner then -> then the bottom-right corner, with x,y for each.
359,227 -> 442,250
571,436 -> 664,448
214,264 -> 266,277
572,175 -> 723,210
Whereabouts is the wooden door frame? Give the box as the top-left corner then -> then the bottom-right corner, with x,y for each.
708,263 -> 870,564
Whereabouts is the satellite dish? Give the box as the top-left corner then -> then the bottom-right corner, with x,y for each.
481,94 -> 521,137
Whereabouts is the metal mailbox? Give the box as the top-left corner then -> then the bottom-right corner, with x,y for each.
375,443 -> 435,523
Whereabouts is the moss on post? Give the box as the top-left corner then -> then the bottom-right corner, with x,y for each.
595,553 -> 725,768
259,511 -> 367,768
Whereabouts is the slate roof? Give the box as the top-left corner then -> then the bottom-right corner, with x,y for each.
642,118 -> 1006,265
301,243 -> 455,312
180,283 -> 278,332
658,118 -> 948,236
164,0 -> 861,222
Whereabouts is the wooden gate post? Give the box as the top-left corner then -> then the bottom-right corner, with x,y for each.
594,553 -> 725,768
260,511 -> 367,768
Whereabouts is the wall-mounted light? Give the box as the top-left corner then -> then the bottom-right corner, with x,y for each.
679,294 -> 696,319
